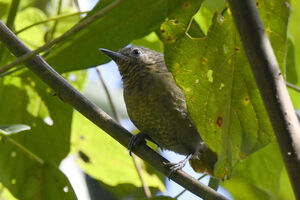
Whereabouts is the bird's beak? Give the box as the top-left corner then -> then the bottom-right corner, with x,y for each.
99,48 -> 128,63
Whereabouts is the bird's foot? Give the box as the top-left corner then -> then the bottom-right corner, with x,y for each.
128,132 -> 147,156
163,154 -> 193,177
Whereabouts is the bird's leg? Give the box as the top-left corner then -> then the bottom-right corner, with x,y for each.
163,154 -> 193,177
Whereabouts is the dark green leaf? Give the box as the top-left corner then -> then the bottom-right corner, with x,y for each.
46,0 -> 168,73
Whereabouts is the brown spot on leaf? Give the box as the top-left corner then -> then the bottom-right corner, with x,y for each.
173,19 -> 179,24
234,47 -> 240,52
266,12 -> 270,20
182,2 -> 190,9
242,96 -> 250,106
78,150 -> 90,163
256,1 -> 260,7
201,57 -> 208,64
216,116 -> 223,127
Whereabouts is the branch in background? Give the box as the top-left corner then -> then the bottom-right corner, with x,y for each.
0,0 -> 20,65
96,66 -> 151,198
49,0 -> 63,40
5,0 -> 20,29
15,11 -> 88,35
73,0 -> 80,11
287,82 -> 300,93
96,67 -> 121,122
0,21 -> 228,200
227,0 -> 300,199
174,174 -> 208,199
0,0 -> 126,74
131,154 -> 152,198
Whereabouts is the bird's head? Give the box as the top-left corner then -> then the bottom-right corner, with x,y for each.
99,46 -> 166,77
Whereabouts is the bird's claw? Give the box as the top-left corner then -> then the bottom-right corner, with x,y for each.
163,154 -> 193,178
128,132 -> 146,156
163,159 -> 188,178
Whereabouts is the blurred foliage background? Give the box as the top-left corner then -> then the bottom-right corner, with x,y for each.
0,0 -> 299,199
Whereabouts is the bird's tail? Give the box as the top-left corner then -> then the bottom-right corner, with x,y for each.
189,145 -> 218,176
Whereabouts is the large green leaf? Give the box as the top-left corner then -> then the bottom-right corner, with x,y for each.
161,0 -> 289,178
46,0 -> 168,73
70,111 -> 165,199
288,0 -> 300,86
222,141 -> 295,200
0,71 -> 83,199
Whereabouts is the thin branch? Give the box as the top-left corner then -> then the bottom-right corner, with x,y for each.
287,82 -> 300,93
227,0 -> 300,199
96,67 -> 121,122
73,0 -> 80,11
0,21 -> 228,200
0,66 -> 25,77
5,0 -> 20,29
131,154 -> 152,197
0,0 -> 20,65
15,11 -> 88,35
174,174 -> 208,199
0,0 -> 126,74
4,136 -> 44,164
49,0 -> 63,40
96,66 -> 151,197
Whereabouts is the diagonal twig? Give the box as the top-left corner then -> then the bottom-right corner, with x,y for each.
286,82 -> 300,93
15,11 -> 88,35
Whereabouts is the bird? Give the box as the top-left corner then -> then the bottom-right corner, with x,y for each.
100,46 -> 217,175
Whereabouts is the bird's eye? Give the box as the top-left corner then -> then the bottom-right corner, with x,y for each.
132,49 -> 140,56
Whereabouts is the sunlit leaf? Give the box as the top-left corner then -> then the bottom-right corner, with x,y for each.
71,111 -> 165,199
15,7 -> 48,49
0,70 -> 87,199
161,0 -> 289,178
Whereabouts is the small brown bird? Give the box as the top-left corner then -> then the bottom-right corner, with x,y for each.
100,46 -> 216,174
